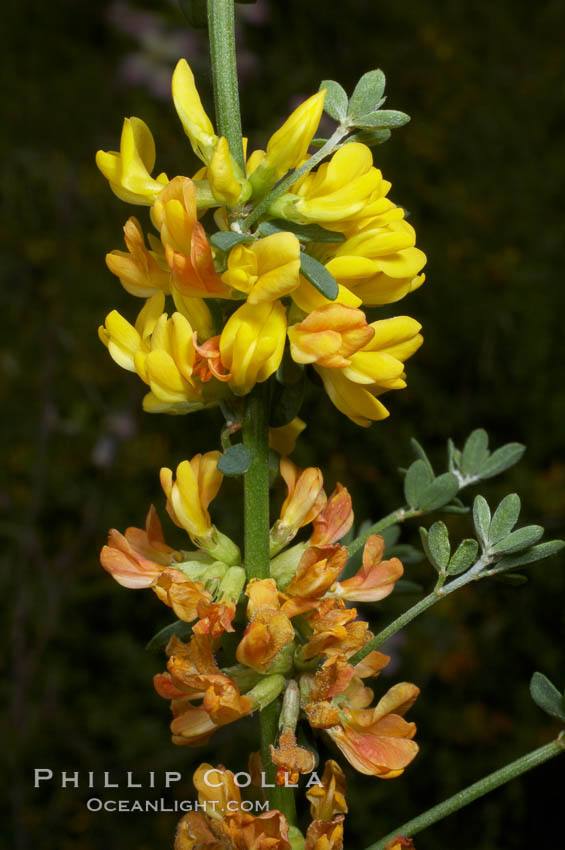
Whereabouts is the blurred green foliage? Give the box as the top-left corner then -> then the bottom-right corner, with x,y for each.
2,1 -> 564,848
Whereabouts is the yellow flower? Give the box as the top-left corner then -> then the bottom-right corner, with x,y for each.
98,291 -> 164,372
269,417 -> 306,456
249,90 -> 326,194
316,316 -> 423,426
325,219 -> 426,306
220,301 -> 287,395
288,304 -> 375,368
208,136 -> 251,206
105,217 -> 171,298
270,458 -> 326,554
96,117 -> 168,205
221,233 -> 301,304
160,452 -> 223,541
172,59 -> 217,163
192,763 -> 242,817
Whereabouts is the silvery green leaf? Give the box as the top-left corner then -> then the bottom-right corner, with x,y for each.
210,231 -> 253,252
427,521 -> 451,570
489,494 -> 521,543
418,472 -> 459,511
473,495 -> 491,547
348,69 -> 386,118
494,539 -> 565,570
217,444 -> 252,476
447,538 -> 479,575
300,253 -> 338,300
404,459 -> 434,508
530,672 -> 565,722
419,527 -> 439,572
258,219 -> 345,243
461,429 -> 489,476
320,79 -> 348,122
410,438 -> 434,475
491,525 -> 544,555
478,442 -> 525,479
146,619 -> 192,651
442,497 -> 470,515
352,110 -> 410,130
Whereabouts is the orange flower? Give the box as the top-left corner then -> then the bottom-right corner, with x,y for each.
236,579 -> 295,673
305,817 -> 344,850
193,763 -> 242,816
221,811 -> 291,850
174,811 -> 225,850
270,458 -> 326,555
152,176 -> 230,299
281,545 -> 348,617
100,505 -> 178,588
302,599 -> 370,660
153,568 -> 211,622
106,216 -> 171,297
288,303 -> 374,368
384,839 -> 415,850
270,730 -> 316,786
306,760 -> 348,822
333,534 -> 403,602
193,600 -> 237,637
310,484 -> 353,546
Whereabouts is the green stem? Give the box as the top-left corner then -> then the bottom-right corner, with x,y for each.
347,507 -> 423,560
241,126 -> 348,231
364,734 -> 565,850
207,0 -> 245,169
350,591 -> 438,665
259,696 -> 298,823
242,384 -> 270,581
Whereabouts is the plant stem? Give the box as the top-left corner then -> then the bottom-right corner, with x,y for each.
259,696 -> 298,823
242,384 -> 270,581
350,591 -> 438,664
347,507 -> 423,560
241,127 -> 348,231
206,0 -> 245,169
364,734 -> 565,850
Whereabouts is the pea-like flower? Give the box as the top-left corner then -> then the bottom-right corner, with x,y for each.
219,301 -> 287,395
236,579 -> 295,673
221,232 -> 301,304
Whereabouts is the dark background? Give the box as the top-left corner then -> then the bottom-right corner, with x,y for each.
2,0 -> 564,848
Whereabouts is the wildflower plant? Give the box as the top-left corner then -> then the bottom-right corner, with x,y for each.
94,1 -> 565,847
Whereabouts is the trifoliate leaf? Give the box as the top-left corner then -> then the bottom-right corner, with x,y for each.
494,539 -> 565,571
418,473 -> 459,511
461,428 -> 489,476
270,376 -> 305,427
489,494 -> 521,543
352,110 -> 410,130
491,525 -> 544,555
218,443 -> 252,476
530,672 -> 565,722
320,79 -> 349,122
300,253 -> 338,300
427,521 -> 451,570
258,219 -> 345,243
478,442 -> 525,479
473,495 -> 491,547
210,231 -> 253,252
146,619 -> 192,651
404,459 -> 434,509
348,70 -> 387,118
447,538 -> 479,575
419,527 -> 438,572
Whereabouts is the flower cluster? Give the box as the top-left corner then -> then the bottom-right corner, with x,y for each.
97,59 -> 426,425
101,454 -> 419,786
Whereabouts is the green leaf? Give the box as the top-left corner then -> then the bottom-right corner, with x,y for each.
473,495 -> 491,547
427,521 -> 451,570
300,253 -> 338,300
270,376 -> 305,428
447,438 -> 457,472
404,459 -> 434,509
418,472 -> 459,511
530,672 -> 565,722
447,538 -> 479,575
146,619 -> 192,651
410,438 -> 434,475
348,70 -> 386,118
320,79 -> 348,122
442,498 -> 470,515
478,442 -> 525,479
419,527 -> 439,572
217,444 -> 252,476
352,110 -> 410,130
489,494 -> 521,543
461,429 -> 489,476
494,539 -> 565,571
491,525 -> 544,555
258,219 -> 345,243
345,129 -> 391,147
210,231 -> 253,252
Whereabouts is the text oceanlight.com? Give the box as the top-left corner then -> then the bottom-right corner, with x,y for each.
85,798 -> 270,813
